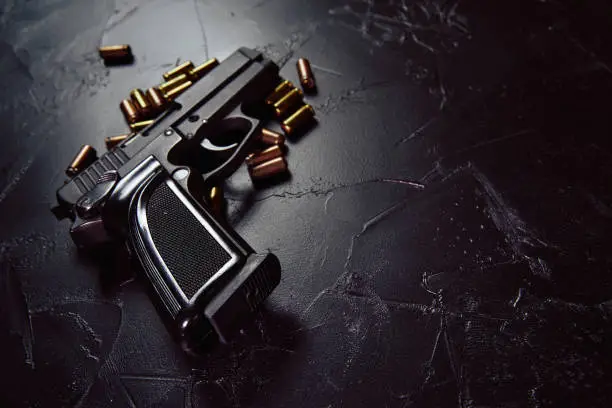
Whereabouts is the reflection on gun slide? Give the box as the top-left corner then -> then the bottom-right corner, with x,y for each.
54,48 -> 282,354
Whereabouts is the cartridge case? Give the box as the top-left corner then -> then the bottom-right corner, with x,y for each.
260,128 -> 285,146
104,133 -> 131,150
164,81 -> 192,100
66,145 -> 97,177
130,89 -> 152,117
145,87 -> 167,113
98,45 -> 133,64
159,74 -> 189,94
281,104 -> 315,135
129,119 -> 154,132
249,157 -> 288,180
208,186 -> 224,217
296,58 -> 316,92
120,99 -> 140,124
246,145 -> 284,168
273,88 -> 303,117
163,61 -> 194,81
189,58 -> 219,80
265,80 -> 294,105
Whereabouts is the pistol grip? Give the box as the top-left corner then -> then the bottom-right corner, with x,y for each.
128,171 -> 280,353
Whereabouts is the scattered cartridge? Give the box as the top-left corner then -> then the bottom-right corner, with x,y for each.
66,145 -> 97,177
120,99 -> 140,124
164,81 -> 192,100
208,186 -> 225,217
265,80 -> 294,105
296,58 -> 316,92
246,145 -> 284,168
130,89 -> 152,117
163,61 -> 194,81
260,128 -> 285,146
159,74 -> 189,94
190,58 -> 219,80
145,87 -> 167,113
249,157 -> 288,180
104,133 -> 131,150
273,88 -> 303,117
98,45 -> 133,64
129,119 -> 154,132
281,104 -> 315,135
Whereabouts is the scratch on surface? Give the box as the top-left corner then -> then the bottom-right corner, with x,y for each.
118,377 -> 138,408
0,233 -> 57,369
320,244 -> 329,268
329,0 -> 469,52
450,129 -> 536,157
324,192 -> 334,215
381,178 -> 425,189
0,156 -> 35,204
248,176 -> 425,203
443,317 -> 465,406
313,78 -> 391,115
422,322 -> 444,385
324,374 -> 341,391
2,267 -> 36,368
470,164 -> 555,279
120,374 -> 187,383
103,5 -> 139,33
419,162 -> 444,184
396,116 -> 438,145
302,198 -> 412,316
567,35 -> 612,75
435,66 -> 448,110
257,23 -> 319,68
512,288 -> 525,308
28,89 -> 42,113
310,63 -> 343,77
586,193 -> 612,219
80,344 -> 100,363
290,321 -> 329,334
411,31 -> 437,53
192,0 -> 209,59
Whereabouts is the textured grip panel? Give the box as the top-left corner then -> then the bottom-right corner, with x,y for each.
146,182 -> 231,299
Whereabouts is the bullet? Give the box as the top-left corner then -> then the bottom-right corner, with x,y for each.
208,186 -> 224,217
104,133 -> 132,150
265,80 -> 294,105
145,87 -> 167,113
296,58 -> 316,92
273,88 -> 303,117
260,128 -> 285,146
130,89 -> 152,117
129,119 -> 154,132
249,157 -> 288,180
98,45 -> 133,64
159,73 -> 189,94
189,58 -> 219,80
164,81 -> 192,100
120,99 -> 140,124
246,145 -> 284,168
281,104 -> 315,135
66,145 -> 97,177
163,61 -> 194,81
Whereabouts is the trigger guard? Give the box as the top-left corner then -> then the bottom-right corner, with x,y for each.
201,138 -> 238,152
202,115 -> 261,184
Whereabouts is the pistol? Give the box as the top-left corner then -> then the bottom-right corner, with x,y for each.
54,48 -> 282,353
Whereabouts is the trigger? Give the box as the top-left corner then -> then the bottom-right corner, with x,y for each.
201,138 -> 238,152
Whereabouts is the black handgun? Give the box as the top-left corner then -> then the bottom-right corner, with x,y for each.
54,48 -> 282,353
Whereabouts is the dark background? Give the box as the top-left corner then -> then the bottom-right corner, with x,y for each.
2,0 -> 612,406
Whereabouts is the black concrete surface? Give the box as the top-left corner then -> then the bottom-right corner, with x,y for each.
1,0 -> 612,407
